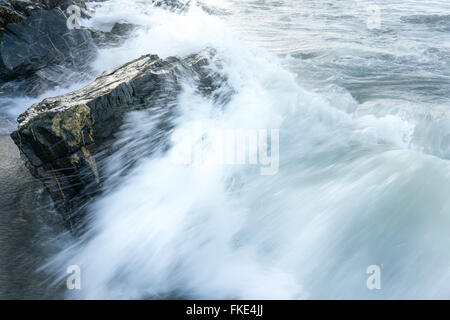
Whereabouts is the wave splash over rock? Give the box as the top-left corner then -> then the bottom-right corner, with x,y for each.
3,0 -> 450,299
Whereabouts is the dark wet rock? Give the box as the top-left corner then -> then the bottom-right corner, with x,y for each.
0,7 -> 97,95
151,0 -> 189,12
0,0 -> 41,25
110,19 -> 135,36
0,135 -> 65,299
89,19 -> 138,48
0,9 -> 93,74
11,48 -> 230,230
0,4 -> 25,28
0,0 -> 88,26
3,0 -> 42,17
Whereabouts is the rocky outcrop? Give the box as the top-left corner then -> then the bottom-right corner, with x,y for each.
89,19 -> 137,48
0,1 -> 97,96
1,8 -> 96,91
0,0 -> 227,97
11,48 -> 228,230
0,3 -> 25,28
0,0 -> 88,28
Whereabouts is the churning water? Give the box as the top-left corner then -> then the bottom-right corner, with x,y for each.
4,0 -> 450,299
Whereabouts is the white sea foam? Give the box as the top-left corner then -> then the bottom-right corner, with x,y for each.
43,0 -> 450,299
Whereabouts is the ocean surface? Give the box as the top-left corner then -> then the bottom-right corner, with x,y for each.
1,0 -> 450,299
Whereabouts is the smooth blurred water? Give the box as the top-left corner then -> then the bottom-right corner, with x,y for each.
2,0 -> 450,299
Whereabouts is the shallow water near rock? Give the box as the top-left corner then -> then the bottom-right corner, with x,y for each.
1,0 -> 450,299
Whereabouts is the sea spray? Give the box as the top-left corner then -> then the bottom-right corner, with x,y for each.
39,0 -> 450,299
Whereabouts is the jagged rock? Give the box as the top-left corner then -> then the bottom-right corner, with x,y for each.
0,7 -> 97,95
11,49 -> 228,230
0,4 -> 25,28
0,0 -> 87,25
0,0 -> 39,25
151,0 -> 189,12
110,19 -> 135,36
151,0 -> 229,16
0,8 -> 94,74
89,19 -> 137,48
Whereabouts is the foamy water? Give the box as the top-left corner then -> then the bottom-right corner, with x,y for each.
6,0 -> 450,299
